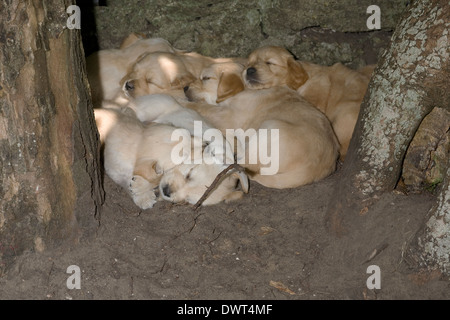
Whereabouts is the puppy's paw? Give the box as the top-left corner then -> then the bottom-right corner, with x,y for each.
129,175 -> 157,209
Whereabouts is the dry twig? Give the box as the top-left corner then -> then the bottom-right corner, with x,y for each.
363,243 -> 389,264
193,163 -> 245,210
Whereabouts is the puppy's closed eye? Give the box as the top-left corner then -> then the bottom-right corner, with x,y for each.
185,168 -> 194,181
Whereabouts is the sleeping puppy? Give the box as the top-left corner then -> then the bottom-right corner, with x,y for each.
86,33 -> 179,106
95,105 -> 248,209
184,62 -> 340,189
120,51 -> 197,102
243,45 -> 375,159
125,93 -> 235,164
177,52 -> 248,80
121,50 -> 247,103
185,62 -> 245,105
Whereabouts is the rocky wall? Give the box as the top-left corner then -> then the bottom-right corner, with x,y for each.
80,0 -> 410,68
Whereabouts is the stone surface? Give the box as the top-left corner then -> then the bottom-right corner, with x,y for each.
80,0 -> 409,67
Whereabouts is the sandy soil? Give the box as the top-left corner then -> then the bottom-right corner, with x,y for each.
0,166 -> 448,300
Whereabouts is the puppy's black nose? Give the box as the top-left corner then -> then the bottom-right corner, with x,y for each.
162,184 -> 171,197
125,80 -> 134,91
183,85 -> 189,93
246,67 -> 257,76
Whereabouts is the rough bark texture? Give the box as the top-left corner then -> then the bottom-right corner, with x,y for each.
0,0 -> 103,271
326,0 -> 450,235
410,159 -> 450,275
402,107 -> 449,193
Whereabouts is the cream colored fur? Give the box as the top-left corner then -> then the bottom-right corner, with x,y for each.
184,62 -> 340,189
243,45 -> 375,159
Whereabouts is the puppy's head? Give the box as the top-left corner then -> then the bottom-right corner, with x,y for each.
159,163 -> 249,206
184,62 -> 245,104
244,46 -> 308,90
121,51 -> 196,98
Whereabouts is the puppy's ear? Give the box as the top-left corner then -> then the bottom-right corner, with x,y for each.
133,159 -> 162,185
216,73 -> 245,103
120,32 -> 146,49
286,58 -> 308,89
153,162 -> 163,175
232,170 -> 249,194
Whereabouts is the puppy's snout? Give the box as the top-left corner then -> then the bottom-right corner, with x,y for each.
246,67 -> 257,76
162,184 -> 171,197
125,80 -> 135,91
183,86 -> 189,93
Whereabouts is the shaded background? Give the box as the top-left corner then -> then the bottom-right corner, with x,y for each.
78,0 -> 410,68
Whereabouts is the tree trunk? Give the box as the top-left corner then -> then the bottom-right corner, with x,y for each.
402,107 -> 449,193
0,0 -> 103,271
408,157 -> 450,275
326,0 -> 450,236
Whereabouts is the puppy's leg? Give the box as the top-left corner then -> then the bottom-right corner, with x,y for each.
156,105 -> 234,165
129,159 -> 162,209
132,94 -> 184,122
129,176 -> 158,209
156,108 -> 216,136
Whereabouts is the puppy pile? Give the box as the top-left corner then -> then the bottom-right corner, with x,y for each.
88,33 -> 374,210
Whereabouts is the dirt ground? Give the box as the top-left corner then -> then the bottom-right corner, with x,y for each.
0,166 -> 449,300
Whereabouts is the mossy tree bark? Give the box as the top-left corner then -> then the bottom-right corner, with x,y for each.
326,0 -> 449,248
410,160 -> 450,275
326,0 -> 450,275
0,0 -> 103,271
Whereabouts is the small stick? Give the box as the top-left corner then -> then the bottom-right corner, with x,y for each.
193,163 -> 245,210
363,243 -> 389,264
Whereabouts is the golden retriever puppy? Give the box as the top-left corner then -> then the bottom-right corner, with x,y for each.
120,51 -> 197,102
158,161 -> 247,205
127,94 -> 248,204
95,103 -> 248,209
243,45 -> 375,159
185,62 -> 245,105
121,49 -> 247,102
178,52 -> 247,79
86,33 -> 179,106
95,107 -> 173,209
127,93 -> 235,162
184,62 -> 340,189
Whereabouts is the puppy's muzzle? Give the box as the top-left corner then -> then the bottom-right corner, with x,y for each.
184,85 -> 194,101
246,67 -> 257,76
245,67 -> 258,82
161,184 -> 172,197
124,80 -> 135,92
